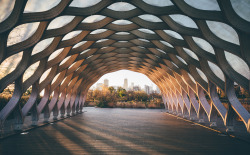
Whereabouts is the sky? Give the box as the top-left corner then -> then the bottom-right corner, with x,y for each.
90,70 -> 157,90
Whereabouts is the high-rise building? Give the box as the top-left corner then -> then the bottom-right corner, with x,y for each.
144,85 -> 154,94
131,82 -> 134,88
149,85 -> 153,94
123,78 -> 128,90
133,85 -> 141,91
104,79 -> 109,87
96,83 -> 103,90
144,85 -> 150,94
156,86 -> 161,94
130,82 -> 134,91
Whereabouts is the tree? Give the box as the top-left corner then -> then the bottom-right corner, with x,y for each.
86,86 -> 163,108
108,86 -> 115,93
117,87 -> 127,99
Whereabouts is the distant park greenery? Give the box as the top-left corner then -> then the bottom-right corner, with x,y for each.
0,87 -> 33,110
86,86 -> 164,108
0,85 -> 248,111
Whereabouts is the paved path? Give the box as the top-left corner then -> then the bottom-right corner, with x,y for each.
0,108 -> 250,154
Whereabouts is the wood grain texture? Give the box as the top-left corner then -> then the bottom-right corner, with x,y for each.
0,0 -> 249,132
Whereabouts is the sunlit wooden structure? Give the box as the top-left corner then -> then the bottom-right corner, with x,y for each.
0,0 -> 249,132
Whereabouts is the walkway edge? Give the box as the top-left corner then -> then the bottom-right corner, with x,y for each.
0,112 -> 83,140
165,112 -> 250,144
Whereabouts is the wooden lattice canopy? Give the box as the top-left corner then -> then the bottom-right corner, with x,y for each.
0,0 -> 249,132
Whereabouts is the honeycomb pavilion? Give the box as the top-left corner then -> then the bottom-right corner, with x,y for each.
0,0 -> 249,133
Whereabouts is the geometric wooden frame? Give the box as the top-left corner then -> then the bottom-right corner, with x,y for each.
0,0 -> 249,132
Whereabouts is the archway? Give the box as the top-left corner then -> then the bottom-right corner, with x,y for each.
0,0 -> 249,133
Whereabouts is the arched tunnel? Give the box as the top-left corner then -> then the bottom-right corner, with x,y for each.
0,0 -> 249,134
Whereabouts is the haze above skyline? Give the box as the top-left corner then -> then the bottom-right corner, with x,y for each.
90,70 -> 157,90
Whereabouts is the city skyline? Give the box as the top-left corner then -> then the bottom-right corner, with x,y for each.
94,79 -> 160,94
90,70 -> 157,90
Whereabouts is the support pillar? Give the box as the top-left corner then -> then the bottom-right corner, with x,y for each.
182,104 -> 189,118
43,103 -> 50,123
66,104 -> 71,117
198,105 -> 206,124
60,102 -> 65,118
53,103 -> 59,120
31,101 -> 39,126
190,104 -> 198,121
225,103 -> 235,133
209,104 -> 218,127
13,105 -> 23,131
71,105 -> 76,116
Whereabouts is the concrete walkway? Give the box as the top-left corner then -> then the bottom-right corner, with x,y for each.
0,108 -> 250,154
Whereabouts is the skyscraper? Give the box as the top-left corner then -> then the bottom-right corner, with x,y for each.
133,85 -> 141,91
123,78 -> 128,90
130,82 -> 134,90
104,79 -> 109,87
144,85 -> 150,94
156,86 -> 161,94
96,83 -> 103,90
